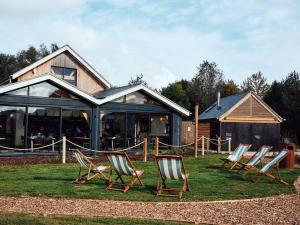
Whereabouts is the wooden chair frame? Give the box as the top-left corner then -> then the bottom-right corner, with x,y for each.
73,149 -> 109,184
252,149 -> 290,185
155,155 -> 189,199
237,145 -> 272,176
104,151 -> 144,193
221,144 -> 252,170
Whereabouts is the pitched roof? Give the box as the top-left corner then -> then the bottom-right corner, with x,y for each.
0,74 -> 190,116
94,84 -> 139,99
199,92 -> 248,120
10,45 -> 111,88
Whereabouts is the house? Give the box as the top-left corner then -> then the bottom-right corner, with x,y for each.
198,92 -> 283,151
0,45 -> 190,151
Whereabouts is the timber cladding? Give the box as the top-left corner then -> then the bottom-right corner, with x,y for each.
17,52 -> 105,94
222,95 -> 279,123
198,122 -> 210,138
181,121 -> 194,144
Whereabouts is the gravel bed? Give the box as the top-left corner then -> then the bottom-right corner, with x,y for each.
0,195 -> 299,224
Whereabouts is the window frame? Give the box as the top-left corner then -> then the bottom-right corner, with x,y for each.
51,66 -> 77,86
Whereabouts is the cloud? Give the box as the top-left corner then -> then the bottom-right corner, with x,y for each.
0,0 -> 300,88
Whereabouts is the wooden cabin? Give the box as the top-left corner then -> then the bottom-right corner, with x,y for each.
198,92 -> 283,151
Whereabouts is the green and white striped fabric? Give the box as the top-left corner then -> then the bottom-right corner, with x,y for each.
260,150 -> 288,173
228,145 -> 249,162
74,152 -> 89,169
247,146 -> 269,166
158,158 -> 185,180
107,154 -> 134,175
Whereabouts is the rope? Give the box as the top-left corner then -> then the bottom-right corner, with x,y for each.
66,139 -> 144,153
0,139 -> 62,151
158,141 -> 194,148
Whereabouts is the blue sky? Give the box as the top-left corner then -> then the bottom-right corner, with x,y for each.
0,0 -> 300,88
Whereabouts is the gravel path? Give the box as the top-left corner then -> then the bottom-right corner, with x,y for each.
0,195 -> 299,224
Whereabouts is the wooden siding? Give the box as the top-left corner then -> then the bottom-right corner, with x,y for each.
223,95 -> 279,123
181,121 -> 194,144
17,52 -> 105,94
198,122 -> 210,138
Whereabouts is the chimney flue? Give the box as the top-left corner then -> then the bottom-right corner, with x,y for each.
217,91 -> 221,109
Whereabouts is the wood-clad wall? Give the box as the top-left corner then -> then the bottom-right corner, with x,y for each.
17,52 -> 105,94
224,95 -> 278,123
198,122 -> 210,138
181,121 -> 194,144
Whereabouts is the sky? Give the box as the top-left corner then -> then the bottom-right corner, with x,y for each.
0,0 -> 300,89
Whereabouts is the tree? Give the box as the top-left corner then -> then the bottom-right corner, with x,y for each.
241,71 -> 269,97
160,80 -> 191,109
0,43 -> 59,82
128,73 -> 148,86
190,60 -> 224,111
220,79 -> 241,97
264,71 -> 300,143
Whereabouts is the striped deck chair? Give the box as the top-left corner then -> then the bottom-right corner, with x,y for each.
221,144 -> 252,170
73,150 -> 109,184
104,151 -> 144,192
238,145 -> 272,176
252,149 -> 289,185
155,155 -> 189,199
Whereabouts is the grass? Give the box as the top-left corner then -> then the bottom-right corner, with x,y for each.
0,213 -> 190,225
0,154 -> 298,201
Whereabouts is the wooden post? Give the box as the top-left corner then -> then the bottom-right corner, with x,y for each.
194,105 -> 199,158
62,136 -> 66,164
201,136 -> 205,156
207,137 -> 210,152
143,137 -> 147,162
217,137 -> 221,153
155,137 -> 159,156
228,137 -> 232,154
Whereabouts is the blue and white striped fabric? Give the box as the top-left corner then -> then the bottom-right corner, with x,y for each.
107,154 -> 134,176
247,146 -> 269,166
74,152 -> 89,169
260,150 -> 288,173
158,158 -> 185,180
227,145 -> 249,162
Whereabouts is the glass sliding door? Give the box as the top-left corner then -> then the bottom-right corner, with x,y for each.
127,113 -> 149,147
27,107 -> 60,148
100,112 -> 126,150
150,114 -> 170,144
62,109 -> 90,148
0,106 -> 26,148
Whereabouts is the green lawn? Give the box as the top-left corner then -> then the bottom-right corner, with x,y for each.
0,213 -> 189,225
0,154 -> 298,201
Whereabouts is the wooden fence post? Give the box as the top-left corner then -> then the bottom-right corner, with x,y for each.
217,137 -> 221,153
228,137 -> 231,154
155,137 -> 159,156
52,139 -> 55,152
143,137 -> 147,162
201,136 -> 205,156
194,105 -> 199,158
62,136 -> 66,164
207,137 -> 210,152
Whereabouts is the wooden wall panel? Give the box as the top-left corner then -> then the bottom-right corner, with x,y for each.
181,121 -> 194,144
251,97 -> 273,118
229,98 -> 251,117
198,122 -> 210,138
16,51 -> 106,94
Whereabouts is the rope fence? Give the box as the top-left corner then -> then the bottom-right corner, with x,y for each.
0,139 -> 62,152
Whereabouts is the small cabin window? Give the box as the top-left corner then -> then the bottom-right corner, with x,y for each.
51,66 -> 76,85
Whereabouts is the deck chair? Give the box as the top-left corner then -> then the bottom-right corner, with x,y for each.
221,144 -> 252,170
238,145 -> 273,175
73,150 -> 110,184
104,151 -> 144,192
155,155 -> 189,199
252,149 -> 289,185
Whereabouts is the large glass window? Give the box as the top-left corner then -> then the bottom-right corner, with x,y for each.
100,112 -> 126,150
6,87 -> 28,96
127,113 -> 148,147
113,91 -> 161,105
0,106 -> 26,148
27,107 -> 60,147
62,109 -> 90,148
150,114 -> 170,144
51,66 -> 76,85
